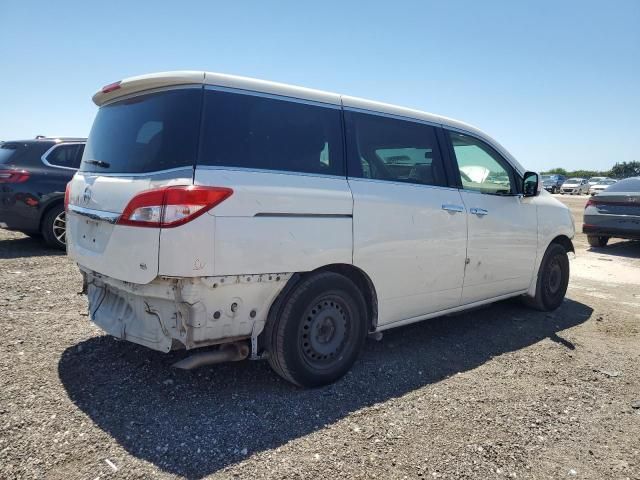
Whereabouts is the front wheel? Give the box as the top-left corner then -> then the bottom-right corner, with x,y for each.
587,235 -> 609,248
41,204 -> 66,250
523,243 -> 570,311
265,272 -> 367,387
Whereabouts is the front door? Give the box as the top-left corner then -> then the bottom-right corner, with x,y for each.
446,130 -> 538,304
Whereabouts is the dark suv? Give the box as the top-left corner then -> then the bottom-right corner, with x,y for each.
0,137 -> 85,249
541,174 -> 566,194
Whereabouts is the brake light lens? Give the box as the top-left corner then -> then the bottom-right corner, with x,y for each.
101,81 -> 122,93
0,169 -> 30,183
64,182 -> 71,212
585,198 -> 595,209
118,186 -> 233,228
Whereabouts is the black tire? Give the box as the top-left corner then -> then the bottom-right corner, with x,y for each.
523,243 -> 570,311
551,186 -> 557,194
265,272 -> 368,387
587,235 -> 609,248
41,204 -> 66,250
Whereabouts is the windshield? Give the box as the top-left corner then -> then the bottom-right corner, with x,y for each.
81,88 -> 202,174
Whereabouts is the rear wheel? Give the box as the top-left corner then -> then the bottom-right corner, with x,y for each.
523,243 -> 569,311
266,272 -> 367,387
41,204 -> 66,250
587,235 -> 609,248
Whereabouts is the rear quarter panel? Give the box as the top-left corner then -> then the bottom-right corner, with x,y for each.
194,168 -> 353,275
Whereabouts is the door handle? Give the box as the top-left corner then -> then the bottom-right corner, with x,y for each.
470,207 -> 489,216
442,204 -> 464,213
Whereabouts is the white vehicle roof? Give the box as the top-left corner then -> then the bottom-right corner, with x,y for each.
92,70 -> 527,174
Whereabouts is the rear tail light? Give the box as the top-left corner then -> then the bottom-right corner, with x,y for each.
585,198 -> 595,209
0,169 -> 30,184
118,186 -> 233,228
64,182 -> 71,212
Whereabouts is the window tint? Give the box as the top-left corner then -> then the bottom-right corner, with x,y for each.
81,88 -> 201,173
0,142 -> 37,165
45,144 -> 83,169
199,90 -> 344,176
345,111 -> 446,187
448,131 -> 514,194
0,143 -> 27,165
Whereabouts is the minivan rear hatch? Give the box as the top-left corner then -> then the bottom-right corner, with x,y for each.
67,86 -> 203,284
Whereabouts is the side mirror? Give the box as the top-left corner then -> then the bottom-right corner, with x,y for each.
523,171 -> 540,197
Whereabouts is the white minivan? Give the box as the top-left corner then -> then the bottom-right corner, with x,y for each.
66,71 -> 575,387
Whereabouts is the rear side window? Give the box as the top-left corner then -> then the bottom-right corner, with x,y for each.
45,144 -> 84,169
345,111 -> 446,187
199,90 -> 344,176
81,88 -> 202,173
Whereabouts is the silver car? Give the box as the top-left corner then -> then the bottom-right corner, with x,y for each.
589,179 -> 617,195
561,177 -> 589,195
583,177 -> 640,247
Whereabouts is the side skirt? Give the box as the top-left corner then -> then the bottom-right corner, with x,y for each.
375,290 -> 529,332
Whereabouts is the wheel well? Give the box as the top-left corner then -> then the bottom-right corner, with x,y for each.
38,199 -> 64,233
314,264 -> 378,332
266,264 -> 379,337
550,235 -> 575,253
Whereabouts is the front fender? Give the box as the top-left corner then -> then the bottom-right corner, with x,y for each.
526,194 -> 575,297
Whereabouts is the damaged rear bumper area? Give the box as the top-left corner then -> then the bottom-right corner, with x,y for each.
82,268 -> 291,354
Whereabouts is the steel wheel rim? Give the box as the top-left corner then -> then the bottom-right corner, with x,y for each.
300,295 -> 350,369
546,256 -> 562,294
53,211 -> 66,245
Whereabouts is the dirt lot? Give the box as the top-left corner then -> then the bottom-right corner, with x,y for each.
1,195 -> 638,480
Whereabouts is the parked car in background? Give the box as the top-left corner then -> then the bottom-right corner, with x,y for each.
583,177 -> 640,247
0,137 -> 85,248
560,177 -> 589,195
588,176 -> 609,186
541,174 -> 566,193
66,71 -> 575,387
589,178 -> 617,195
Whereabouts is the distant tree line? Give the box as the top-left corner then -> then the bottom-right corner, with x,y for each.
542,161 -> 640,179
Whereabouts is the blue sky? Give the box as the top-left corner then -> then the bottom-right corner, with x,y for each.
1,0 -> 638,172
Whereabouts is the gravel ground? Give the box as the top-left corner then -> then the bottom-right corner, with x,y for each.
1,195 -> 639,480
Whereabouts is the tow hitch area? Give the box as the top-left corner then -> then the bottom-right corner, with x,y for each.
172,342 -> 250,370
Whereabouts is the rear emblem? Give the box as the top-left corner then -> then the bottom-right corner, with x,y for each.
82,186 -> 92,205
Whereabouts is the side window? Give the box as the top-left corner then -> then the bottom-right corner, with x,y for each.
72,144 -> 85,169
199,90 -> 344,176
447,131 -> 515,195
345,111 -> 446,187
45,144 -> 82,169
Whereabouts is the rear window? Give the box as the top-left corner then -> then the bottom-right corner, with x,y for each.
198,89 -> 344,176
604,178 -> 640,192
0,142 -> 29,165
81,88 -> 202,174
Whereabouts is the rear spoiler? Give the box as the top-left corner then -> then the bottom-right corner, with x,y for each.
92,71 -> 206,106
